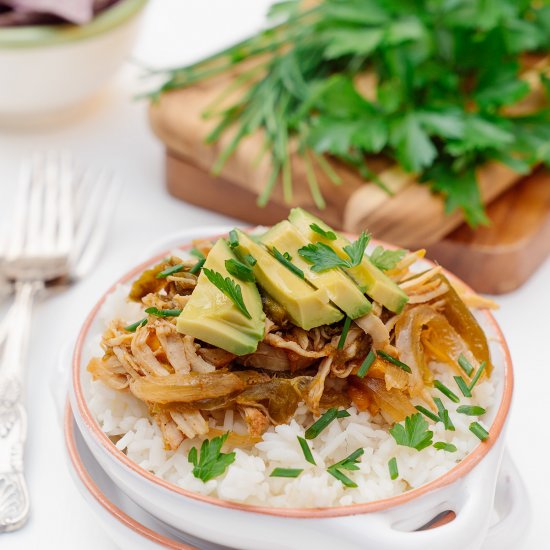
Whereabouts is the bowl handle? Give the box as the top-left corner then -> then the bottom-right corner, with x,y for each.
318,442 -> 505,550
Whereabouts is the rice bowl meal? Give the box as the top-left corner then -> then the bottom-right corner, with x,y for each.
83,208 -> 501,509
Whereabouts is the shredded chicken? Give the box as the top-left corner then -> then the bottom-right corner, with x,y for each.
183,336 -> 216,373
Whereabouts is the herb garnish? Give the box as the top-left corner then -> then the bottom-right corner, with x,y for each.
457,405 -> 486,416
189,258 -> 205,275
376,350 -> 412,373
310,223 -> 337,240
453,376 -> 472,398
124,318 -> 147,332
243,253 -> 257,266
434,397 -> 455,432
270,468 -> 303,478
271,246 -> 305,279
225,258 -> 256,282
469,422 -> 489,442
357,350 -> 376,378
434,380 -> 460,403
298,232 -> 369,272
203,268 -> 252,319
297,436 -> 316,465
327,448 -> 364,488
190,247 -> 205,260
389,413 -> 433,451
188,433 -> 236,482
336,410 -> 351,419
228,230 -> 239,249
434,442 -> 457,453
144,307 -> 182,318
415,405 -> 440,423
305,408 -> 343,439
337,317 -> 352,350
469,361 -> 487,391
369,246 -> 406,271
458,354 -> 474,377
388,457 -> 398,480
156,264 -> 184,279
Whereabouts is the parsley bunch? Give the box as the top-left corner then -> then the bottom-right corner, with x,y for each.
150,0 -> 550,225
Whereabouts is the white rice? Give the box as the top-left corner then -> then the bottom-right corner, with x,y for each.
83,277 -> 502,508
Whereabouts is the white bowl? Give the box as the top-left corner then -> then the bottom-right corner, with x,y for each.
70,227 -> 523,550
0,0 -> 147,122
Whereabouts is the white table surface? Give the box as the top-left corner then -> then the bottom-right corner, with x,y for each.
0,1 -> 548,548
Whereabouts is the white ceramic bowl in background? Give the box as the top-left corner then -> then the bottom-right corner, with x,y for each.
0,0 -> 147,123
69,227 -> 526,550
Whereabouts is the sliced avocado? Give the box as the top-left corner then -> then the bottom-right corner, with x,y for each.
176,239 -> 265,356
261,221 -> 372,319
288,208 -> 408,313
234,230 -> 343,330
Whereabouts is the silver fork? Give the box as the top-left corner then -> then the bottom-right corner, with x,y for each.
0,152 -> 118,533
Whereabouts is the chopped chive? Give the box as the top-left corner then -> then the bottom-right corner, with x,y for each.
270,468 -> 303,478
469,422 -> 489,441
434,380 -> 460,403
331,448 -> 364,470
156,264 -> 184,279
388,457 -> 399,480
458,353 -> 474,376
190,247 -> 205,260
124,318 -> 147,332
305,408 -> 339,439
297,436 -> 316,465
415,405 -> 440,423
271,246 -> 305,279
244,253 -> 257,266
433,442 -> 457,452
327,467 -> 357,488
228,230 -> 239,248
283,251 -> 292,261
434,397 -> 455,431
337,317 -> 352,350
310,223 -> 337,240
357,350 -> 376,378
189,258 -> 205,275
225,258 -> 255,282
144,307 -> 182,318
337,410 -> 351,418
376,350 -> 412,373
457,405 -> 486,416
453,376 -> 472,398
469,361 -> 487,391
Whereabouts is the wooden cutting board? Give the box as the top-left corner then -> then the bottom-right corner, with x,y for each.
165,149 -> 550,294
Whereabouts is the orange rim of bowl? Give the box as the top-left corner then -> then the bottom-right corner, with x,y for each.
64,401 -> 195,549
72,233 -> 514,519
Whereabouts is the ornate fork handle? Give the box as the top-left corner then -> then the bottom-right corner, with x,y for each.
0,281 -> 41,532
0,376 -> 28,533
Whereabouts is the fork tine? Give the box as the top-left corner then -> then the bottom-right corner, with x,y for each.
41,151 -> 60,256
56,150 -> 74,256
72,172 -> 120,279
24,153 -> 46,257
6,157 -> 33,260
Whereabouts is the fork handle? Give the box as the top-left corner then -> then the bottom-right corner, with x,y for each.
0,281 -> 42,532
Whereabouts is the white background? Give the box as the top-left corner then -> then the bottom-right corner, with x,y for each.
0,1 -> 548,548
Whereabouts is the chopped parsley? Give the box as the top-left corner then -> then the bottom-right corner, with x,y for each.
389,413 -> 433,451
369,246 -> 406,271
203,268 -> 252,319
225,258 -> 256,282
310,222 -> 337,240
188,433 -> 236,482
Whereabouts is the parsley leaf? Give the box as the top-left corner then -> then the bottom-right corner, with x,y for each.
342,231 -> 370,267
188,433 -> 236,482
225,258 -> 255,282
298,242 -> 349,272
203,268 -> 252,319
369,245 -> 406,271
389,413 -> 433,451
